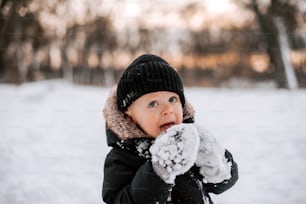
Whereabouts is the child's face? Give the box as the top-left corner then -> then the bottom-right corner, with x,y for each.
125,91 -> 183,138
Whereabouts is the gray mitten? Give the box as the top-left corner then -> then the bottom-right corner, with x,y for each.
150,124 -> 200,184
195,125 -> 232,183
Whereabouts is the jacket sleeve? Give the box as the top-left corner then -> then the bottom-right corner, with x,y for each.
102,147 -> 172,204
201,149 -> 239,194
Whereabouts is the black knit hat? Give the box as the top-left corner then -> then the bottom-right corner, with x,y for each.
117,54 -> 185,113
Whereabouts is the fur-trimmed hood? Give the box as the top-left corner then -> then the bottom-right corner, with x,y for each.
103,88 -> 195,140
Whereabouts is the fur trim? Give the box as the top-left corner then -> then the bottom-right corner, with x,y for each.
103,88 -> 195,140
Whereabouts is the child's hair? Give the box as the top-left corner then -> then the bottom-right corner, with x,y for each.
116,54 -> 185,113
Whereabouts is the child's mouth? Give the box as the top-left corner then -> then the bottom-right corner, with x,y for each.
160,122 -> 175,132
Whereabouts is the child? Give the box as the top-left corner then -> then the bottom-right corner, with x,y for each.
102,54 -> 238,204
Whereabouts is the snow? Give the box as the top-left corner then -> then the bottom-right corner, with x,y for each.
1,80 -> 306,204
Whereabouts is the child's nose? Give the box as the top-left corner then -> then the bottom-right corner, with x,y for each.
161,104 -> 173,116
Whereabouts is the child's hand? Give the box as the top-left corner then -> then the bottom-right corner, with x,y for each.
150,124 -> 200,184
194,125 -> 232,183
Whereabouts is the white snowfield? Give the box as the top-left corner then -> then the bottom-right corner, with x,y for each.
1,80 -> 306,204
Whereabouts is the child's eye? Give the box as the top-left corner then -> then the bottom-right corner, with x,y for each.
169,96 -> 178,103
148,100 -> 159,108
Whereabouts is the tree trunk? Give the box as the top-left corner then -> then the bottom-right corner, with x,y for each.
251,0 -> 297,88
272,16 -> 298,89
61,43 -> 73,82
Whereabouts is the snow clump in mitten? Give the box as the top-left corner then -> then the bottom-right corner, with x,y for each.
150,124 -> 200,184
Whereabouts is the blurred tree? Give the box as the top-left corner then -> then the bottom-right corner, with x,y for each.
0,0 -> 48,83
83,17 -> 117,68
237,0 -> 301,88
62,16 -> 117,85
82,16 -> 117,86
0,0 -> 118,84
138,27 -> 152,53
180,2 -> 208,54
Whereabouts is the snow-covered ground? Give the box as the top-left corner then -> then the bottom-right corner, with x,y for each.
1,80 -> 306,204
